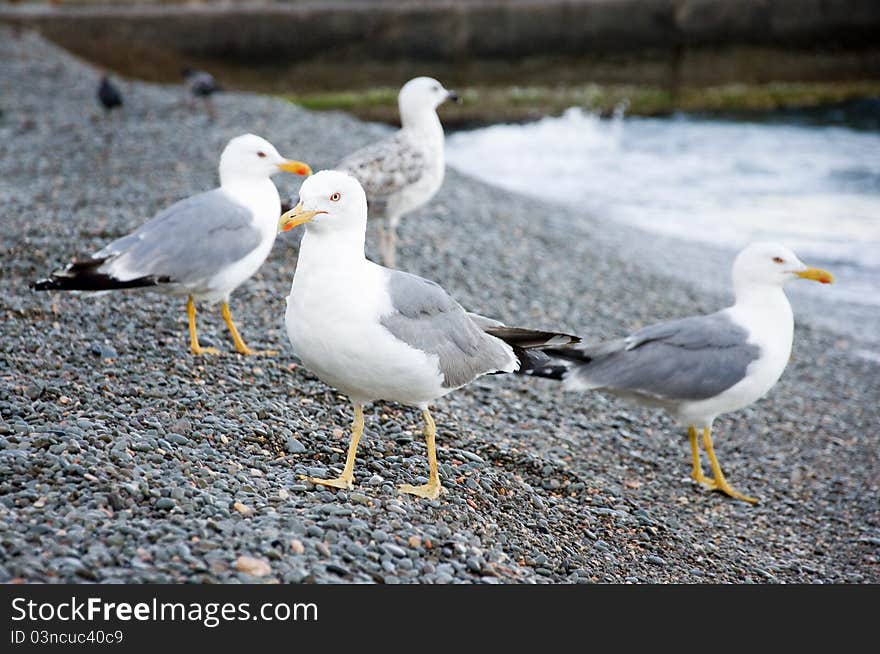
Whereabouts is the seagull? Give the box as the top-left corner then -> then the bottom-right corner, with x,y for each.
337,76 -> 460,268
527,242 -> 834,503
97,75 -> 123,113
33,134 -> 311,356
182,67 -> 221,121
278,170 -> 578,499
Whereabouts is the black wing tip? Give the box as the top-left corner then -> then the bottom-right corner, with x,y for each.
485,327 -> 582,349
31,277 -> 58,291
540,346 -> 593,363
484,327 -> 581,377
31,272 -> 169,292
519,363 -> 569,380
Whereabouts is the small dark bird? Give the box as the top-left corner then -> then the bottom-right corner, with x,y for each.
97,75 -> 123,113
182,67 -> 221,98
182,67 -> 221,121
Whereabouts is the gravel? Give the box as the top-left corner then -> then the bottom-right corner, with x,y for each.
1,29 -> 878,584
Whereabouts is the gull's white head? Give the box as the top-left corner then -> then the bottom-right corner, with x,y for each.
218,133 -> 311,185
398,76 -> 459,127
732,241 -> 834,292
278,170 -> 368,237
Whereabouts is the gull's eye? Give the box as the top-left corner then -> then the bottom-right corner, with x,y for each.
433,86 -> 440,92
773,257 -> 785,264
256,151 -> 267,158
330,192 -> 341,202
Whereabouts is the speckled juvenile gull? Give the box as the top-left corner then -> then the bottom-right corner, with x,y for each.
529,242 -> 834,503
337,76 -> 459,268
278,170 -> 578,499
33,134 -> 311,356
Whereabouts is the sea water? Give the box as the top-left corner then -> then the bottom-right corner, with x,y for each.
447,107 -> 880,313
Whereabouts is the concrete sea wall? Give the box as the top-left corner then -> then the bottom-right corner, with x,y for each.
2,1 -> 878,65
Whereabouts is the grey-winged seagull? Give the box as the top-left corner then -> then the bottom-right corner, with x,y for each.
278,170 -> 578,499
33,134 -> 311,356
528,242 -> 833,503
337,76 -> 459,268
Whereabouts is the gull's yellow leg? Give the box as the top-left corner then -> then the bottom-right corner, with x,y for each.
221,301 -> 276,356
689,425 -> 715,487
303,404 -> 364,490
701,427 -> 758,504
187,295 -> 219,355
398,409 -> 446,499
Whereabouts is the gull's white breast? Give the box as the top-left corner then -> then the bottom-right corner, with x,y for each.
285,258 -> 447,406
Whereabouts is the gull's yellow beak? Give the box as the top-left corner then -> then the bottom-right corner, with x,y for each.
796,267 -> 834,284
277,160 -> 312,176
278,202 -> 326,232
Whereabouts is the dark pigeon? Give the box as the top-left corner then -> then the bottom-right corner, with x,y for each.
97,75 -> 123,112
182,67 -> 221,98
182,68 -> 221,120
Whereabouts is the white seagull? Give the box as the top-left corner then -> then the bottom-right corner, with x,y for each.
337,76 -> 459,268
279,170 -> 577,499
33,134 -> 311,356
528,242 -> 834,503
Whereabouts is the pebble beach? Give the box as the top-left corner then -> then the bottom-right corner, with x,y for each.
1,29 -> 878,584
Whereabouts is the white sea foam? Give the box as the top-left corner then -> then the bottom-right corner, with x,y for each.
447,108 -> 880,307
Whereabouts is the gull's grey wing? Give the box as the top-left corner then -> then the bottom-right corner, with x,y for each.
563,311 -> 761,401
380,270 -> 514,389
95,188 -> 262,285
337,132 -> 425,217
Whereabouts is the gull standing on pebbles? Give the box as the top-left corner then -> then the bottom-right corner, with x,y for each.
182,67 -> 221,121
33,134 -> 311,356
96,75 -> 123,114
338,76 -> 460,268
278,171 -> 578,499
527,242 -> 834,503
